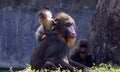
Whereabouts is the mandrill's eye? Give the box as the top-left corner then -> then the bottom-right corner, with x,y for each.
66,23 -> 73,27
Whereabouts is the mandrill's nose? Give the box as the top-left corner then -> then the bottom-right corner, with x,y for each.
67,25 -> 76,38
71,32 -> 76,38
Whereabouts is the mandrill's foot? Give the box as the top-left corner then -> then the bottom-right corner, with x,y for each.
43,61 -> 57,70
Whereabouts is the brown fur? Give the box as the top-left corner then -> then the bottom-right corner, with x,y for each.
55,12 -> 75,24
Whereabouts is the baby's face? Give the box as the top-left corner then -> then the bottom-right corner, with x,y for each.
38,17 -> 52,25
37,10 -> 53,25
38,18 -> 44,24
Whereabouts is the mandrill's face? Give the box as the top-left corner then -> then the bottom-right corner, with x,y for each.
66,24 -> 76,46
57,22 -> 76,46
55,12 -> 76,46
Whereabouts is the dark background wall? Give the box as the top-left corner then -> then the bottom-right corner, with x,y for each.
0,0 -> 97,68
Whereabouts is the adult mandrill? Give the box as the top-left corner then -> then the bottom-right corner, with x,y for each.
30,12 -> 86,71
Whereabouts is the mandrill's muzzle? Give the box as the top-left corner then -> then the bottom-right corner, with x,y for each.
66,25 -> 76,46
71,32 -> 76,38
67,25 -> 76,38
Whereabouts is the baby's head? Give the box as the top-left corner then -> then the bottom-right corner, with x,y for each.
38,8 -> 52,19
37,8 -> 53,25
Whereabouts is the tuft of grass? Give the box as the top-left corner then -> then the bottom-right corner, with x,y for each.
18,63 -> 120,72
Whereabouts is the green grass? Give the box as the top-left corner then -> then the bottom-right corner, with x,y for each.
18,65 -> 82,72
84,63 -> 120,72
18,63 -> 120,72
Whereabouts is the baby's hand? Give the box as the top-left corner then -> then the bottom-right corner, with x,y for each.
41,35 -> 46,39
